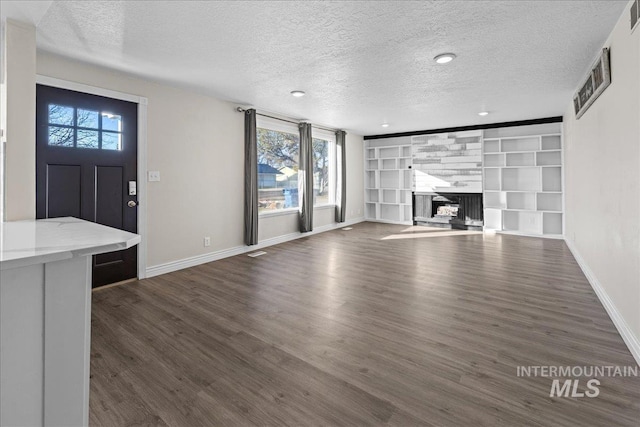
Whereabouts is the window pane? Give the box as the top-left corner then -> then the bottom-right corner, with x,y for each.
313,138 -> 330,205
77,129 -> 99,149
48,104 -> 74,125
102,131 -> 122,150
77,109 -> 99,129
257,128 -> 299,212
48,125 -> 74,147
102,113 -> 122,132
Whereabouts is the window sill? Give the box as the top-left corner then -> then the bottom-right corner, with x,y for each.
258,204 -> 336,219
259,208 -> 299,219
314,204 -> 336,210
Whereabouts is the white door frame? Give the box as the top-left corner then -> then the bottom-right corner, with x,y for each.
35,75 -> 148,279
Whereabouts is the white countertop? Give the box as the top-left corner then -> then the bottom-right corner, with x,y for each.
0,217 -> 141,270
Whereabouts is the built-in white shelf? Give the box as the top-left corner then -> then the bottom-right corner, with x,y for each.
543,212 -> 563,235
380,170 -> 399,188
380,204 -> 400,221
506,192 -> 536,210
484,139 -> 500,153
381,158 -> 396,170
536,151 -> 561,166
502,167 -> 540,191
364,140 -> 413,224
366,189 -> 379,203
379,147 -> 399,158
501,137 -> 540,152
484,191 -> 507,209
506,152 -> 535,167
542,167 -> 562,192
382,189 -> 397,204
399,189 -> 411,204
366,171 -> 376,188
536,192 -> 562,211
365,124 -> 563,234
482,124 -> 563,237
484,168 -> 501,191
541,135 -> 561,150
484,153 -> 505,167
365,202 -> 377,219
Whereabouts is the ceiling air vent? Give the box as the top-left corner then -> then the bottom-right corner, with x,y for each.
632,0 -> 639,31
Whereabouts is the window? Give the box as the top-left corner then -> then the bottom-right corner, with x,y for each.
312,129 -> 336,206
47,103 -> 123,150
312,138 -> 330,206
257,126 -> 300,212
256,118 -> 335,213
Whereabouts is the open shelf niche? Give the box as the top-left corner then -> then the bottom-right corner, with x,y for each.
482,122 -> 563,237
364,137 -> 413,224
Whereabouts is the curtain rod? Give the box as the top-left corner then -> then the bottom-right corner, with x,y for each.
236,107 -> 339,133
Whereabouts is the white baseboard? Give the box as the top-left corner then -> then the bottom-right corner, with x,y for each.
146,217 -> 365,278
364,218 -> 413,226
564,237 -> 640,367
496,230 -> 564,240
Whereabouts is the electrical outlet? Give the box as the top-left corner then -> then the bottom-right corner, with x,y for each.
203,236 -> 211,247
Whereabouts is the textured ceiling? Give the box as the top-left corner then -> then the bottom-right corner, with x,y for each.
7,1 -> 629,135
0,0 -> 52,26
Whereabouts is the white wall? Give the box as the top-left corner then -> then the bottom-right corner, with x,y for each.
563,4 -> 640,362
345,132 -> 365,221
2,20 -> 36,221
20,50 -> 364,271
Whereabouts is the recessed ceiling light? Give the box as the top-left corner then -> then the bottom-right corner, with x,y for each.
434,53 -> 456,64
478,111 -> 489,116
290,90 -> 305,97
381,123 -> 390,128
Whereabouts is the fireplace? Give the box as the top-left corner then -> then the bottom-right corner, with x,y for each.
432,195 -> 459,219
413,193 -> 483,230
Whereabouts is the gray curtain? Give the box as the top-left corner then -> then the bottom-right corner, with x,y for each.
244,109 -> 258,245
298,122 -> 313,232
335,130 -> 347,223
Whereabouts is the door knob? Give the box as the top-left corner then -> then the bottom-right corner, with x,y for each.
127,200 -> 138,208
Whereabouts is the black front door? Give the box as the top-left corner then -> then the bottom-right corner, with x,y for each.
36,84 -> 138,288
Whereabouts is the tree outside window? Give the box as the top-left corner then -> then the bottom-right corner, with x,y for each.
257,127 -> 333,212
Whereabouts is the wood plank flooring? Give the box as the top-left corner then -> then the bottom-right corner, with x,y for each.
90,223 -> 640,426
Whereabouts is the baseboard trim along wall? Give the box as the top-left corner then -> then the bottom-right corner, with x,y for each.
564,238 -> 640,367
146,217 -> 365,278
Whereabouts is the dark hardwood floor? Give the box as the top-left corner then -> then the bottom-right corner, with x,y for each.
90,223 -> 640,426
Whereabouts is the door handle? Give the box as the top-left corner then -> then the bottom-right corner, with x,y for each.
127,200 -> 138,208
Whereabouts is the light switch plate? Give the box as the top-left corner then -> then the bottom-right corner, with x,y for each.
148,171 -> 160,182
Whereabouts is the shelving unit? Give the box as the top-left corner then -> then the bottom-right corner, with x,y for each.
364,139 -> 413,224
482,126 -> 563,237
